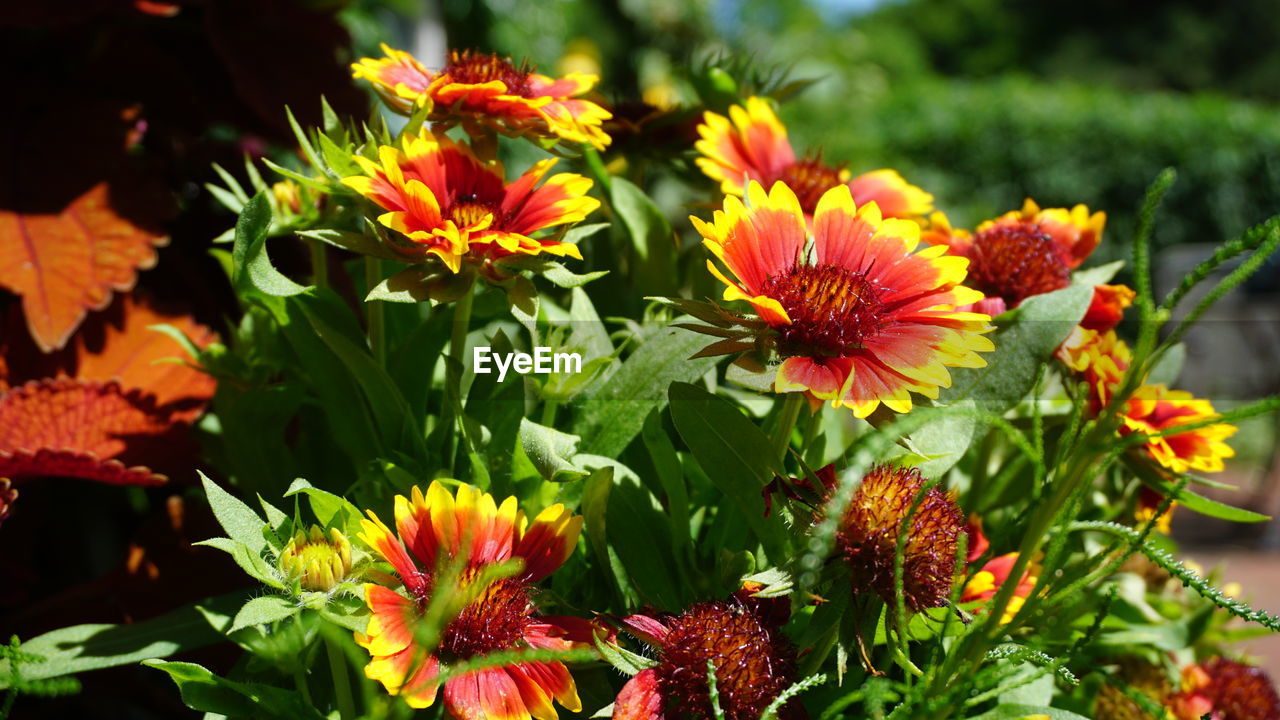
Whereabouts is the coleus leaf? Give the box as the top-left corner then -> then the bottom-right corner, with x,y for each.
0,182 -> 169,352
0,378 -> 187,484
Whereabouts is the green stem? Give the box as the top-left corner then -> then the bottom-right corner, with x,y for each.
581,147 -> 613,197
293,667 -> 313,707
365,257 -> 385,366
541,398 -> 559,426
326,636 -> 355,720
443,289 -> 475,472
771,393 -> 805,463
308,238 -> 328,288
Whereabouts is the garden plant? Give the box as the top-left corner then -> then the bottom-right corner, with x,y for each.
2,36 -> 1280,720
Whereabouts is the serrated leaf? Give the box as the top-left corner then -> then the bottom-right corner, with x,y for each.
593,634 -> 656,676
228,596 -> 300,634
196,537 -> 284,589
199,471 -> 268,553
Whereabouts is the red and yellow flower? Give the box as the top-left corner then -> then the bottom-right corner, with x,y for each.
1119,384 -> 1237,474
962,552 -> 1040,624
695,97 -> 933,221
352,46 -> 611,149
356,481 -> 586,720
691,181 -> 994,416
613,588 -> 801,720
342,132 -> 599,272
1057,328 -> 1236,474
922,200 -> 1107,315
1057,327 -> 1133,411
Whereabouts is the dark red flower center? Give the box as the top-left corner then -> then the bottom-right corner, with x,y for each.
966,223 -> 1071,305
1200,657 -> 1280,720
654,601 -> 800,720
770,155 -> 844,214
435,577 -> 534,661
761,263 -> 887,358
443,50 -> 533,97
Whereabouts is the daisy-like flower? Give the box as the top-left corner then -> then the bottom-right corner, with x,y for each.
1057,328 -> 1236,474
356,481 -> 586,720
613,589 -> 801,720
961,552 -> 1040,624
922,200 -> 1106,315
833,464 -> 965,611
691,181 -> 994,417
1119,384 -> 1237,474
1168,658 -> 1280,720
696,97 -> 932,221
342,132 -> 599,272
352,46 -> 612,149
1056,327 -> 1133,411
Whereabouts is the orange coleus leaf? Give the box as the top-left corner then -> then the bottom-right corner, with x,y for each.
0,378 -> 181,485
0,182 -> 169,353
1,292 -> 216,412
72,293 -> 217,416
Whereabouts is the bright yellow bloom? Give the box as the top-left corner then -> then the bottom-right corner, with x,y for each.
279,525 -> 353,592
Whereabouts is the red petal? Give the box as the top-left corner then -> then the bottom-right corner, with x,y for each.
613,669 -> 666,720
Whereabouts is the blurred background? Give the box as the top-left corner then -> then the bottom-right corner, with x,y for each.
4,0 -> 1280,698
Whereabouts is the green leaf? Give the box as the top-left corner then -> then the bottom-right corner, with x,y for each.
195,537 -> 284,589
200,471 -> 268,553
903,398 -> 977,477
231,192 -> 309,297
1147,343 -> 1185,386
507,274 -> 540,336
1127,458 -> 1270,523
966,704 -> 1092,720
593,634 -> 656,676
575,325 -> 720,456
296,229 -> 402,261
519,419 -> 588,482
283,479 -> 365,537
610,177 -> 678,294
317,133 -> 359,178
292,290 -> 427,463
605,471 -> 686,609
228,596 -> 300,634
668,382 -> 789,562
1071,260 -> 1124,286
561,222 -> 610,247
145,661 -> 325,719
0,594 -> 243,687
940,284 -> 1093,413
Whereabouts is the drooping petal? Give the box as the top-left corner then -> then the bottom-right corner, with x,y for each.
612,669 -> 666,720
443,667 -> 531,720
